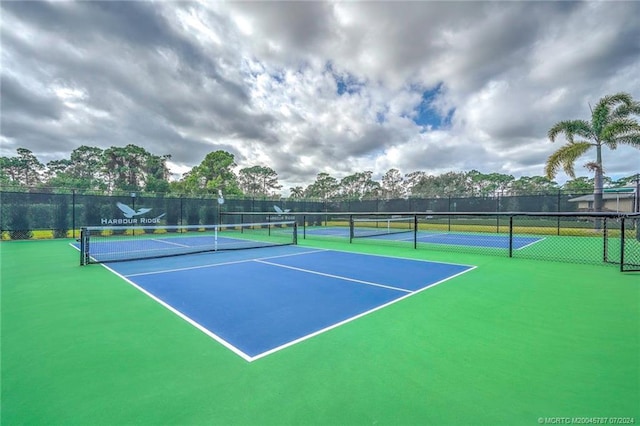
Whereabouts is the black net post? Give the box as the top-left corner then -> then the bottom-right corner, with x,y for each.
349,215 -> 354,243
413,214 -> 418,249
293,222 -> 298,245
80,227 -> 88,266
508,215 -> 513,258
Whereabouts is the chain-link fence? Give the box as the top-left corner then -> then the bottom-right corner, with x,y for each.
2,188 -> 635,241
620,214 -> 640,272
0,191 -> 226,239
220,211 -> 639,271
3,187 -> 637,271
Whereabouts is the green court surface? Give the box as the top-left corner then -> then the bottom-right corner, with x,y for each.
1,239 -> 638,425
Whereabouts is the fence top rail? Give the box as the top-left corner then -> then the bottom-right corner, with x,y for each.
220,211 -> 636,218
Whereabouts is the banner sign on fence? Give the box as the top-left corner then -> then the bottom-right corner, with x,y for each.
100,202 -> 166,225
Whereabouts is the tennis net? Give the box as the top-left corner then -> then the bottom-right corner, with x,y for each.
80,221 -> 297,265
350,216 -> 415,239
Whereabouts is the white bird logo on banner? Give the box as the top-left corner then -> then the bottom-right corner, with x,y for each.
117,202 -> 152,218
273,205 -> 291,214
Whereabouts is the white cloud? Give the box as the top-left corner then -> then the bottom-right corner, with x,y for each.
1,0 -> 639,194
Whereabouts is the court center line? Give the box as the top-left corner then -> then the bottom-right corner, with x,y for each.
253,259 -> 412,294
124,249 -> 329,277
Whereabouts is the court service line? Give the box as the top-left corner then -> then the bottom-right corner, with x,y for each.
125,249 -> 329,277
253,259 -> 412,293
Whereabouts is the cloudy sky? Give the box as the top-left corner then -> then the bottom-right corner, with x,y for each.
2,1 -> 639,193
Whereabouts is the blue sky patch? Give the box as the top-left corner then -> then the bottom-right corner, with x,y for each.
412,83 -> 455,130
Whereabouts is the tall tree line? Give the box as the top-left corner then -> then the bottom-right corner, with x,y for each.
1,145 -> 636,199
1,145 -> 172,194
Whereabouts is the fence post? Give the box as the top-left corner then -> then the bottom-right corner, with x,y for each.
620,217 -> 625,272
557,190 -> 561,236
635,174 -> 640,240
72,189 -> 76,239
509,215 -> 513,258
496,193 -> 500,233
448,196 -> 451,231
603,217 -> 608,263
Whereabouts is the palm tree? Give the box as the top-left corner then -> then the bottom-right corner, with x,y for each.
289,186 -> 304,199
545,92 -> 640,213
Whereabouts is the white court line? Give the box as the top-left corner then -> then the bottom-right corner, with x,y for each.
99,262 -> 254,362
249,264 -> 477,361
254,259 -> 412,293
150,238 -> 192,248
391,232 -> 449,241
125,249 -> 328,277
418,232 -> 452,238
108,259 -> 474,363
311,247 -> 477,269
306,230 -> 347,236
415,232 -> 544,250
515,237 -> 546,250
83,244 -> 477,363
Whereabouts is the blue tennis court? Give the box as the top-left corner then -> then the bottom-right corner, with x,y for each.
102,246 -> 475,361
305,226 -> 543,249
